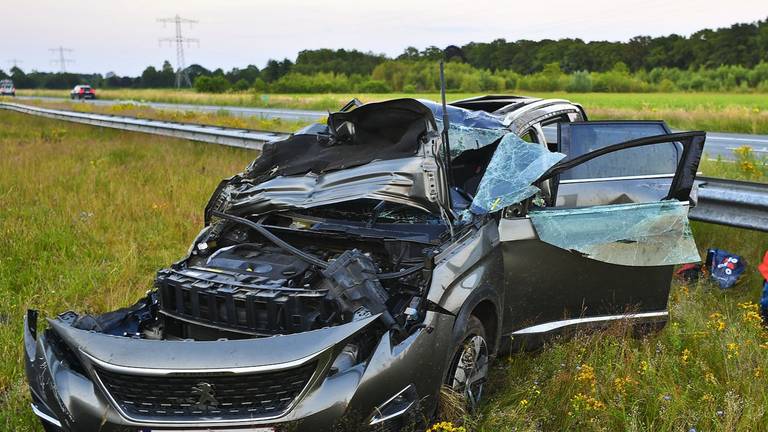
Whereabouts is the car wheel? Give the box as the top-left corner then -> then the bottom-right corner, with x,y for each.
444,315 -> 490,411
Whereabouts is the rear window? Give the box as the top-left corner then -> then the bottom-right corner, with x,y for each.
559,122 -> 679,180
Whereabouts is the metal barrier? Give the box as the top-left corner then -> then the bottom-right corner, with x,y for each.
690,177 -> 768,232
3,101 -> 767,232
0,102 -> 289,150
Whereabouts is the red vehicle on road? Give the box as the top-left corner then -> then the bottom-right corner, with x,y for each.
70,84 -> 96,99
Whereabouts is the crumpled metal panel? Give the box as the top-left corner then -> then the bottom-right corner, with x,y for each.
470,134 -> 565,214
219,156 -> 443,216
528,200 -> 700,266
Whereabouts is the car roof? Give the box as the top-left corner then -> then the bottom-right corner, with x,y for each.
449,95 -> 542,113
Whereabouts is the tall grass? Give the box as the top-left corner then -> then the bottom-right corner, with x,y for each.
0,111 -> 255,430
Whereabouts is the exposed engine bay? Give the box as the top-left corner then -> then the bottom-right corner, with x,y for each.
68,200 -> 445,341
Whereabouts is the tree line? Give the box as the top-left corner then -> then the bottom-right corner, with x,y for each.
2,18 -> 767,93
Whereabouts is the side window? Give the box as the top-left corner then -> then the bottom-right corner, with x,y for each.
520,129 -> 538,143
558,121 -> 679,180
541,113 -> 578,152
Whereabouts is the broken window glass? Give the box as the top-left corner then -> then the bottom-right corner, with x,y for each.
435,121 -> 508,157
470,134 -> 565,214
528,200 -> 700,266
421,100 -> 508,157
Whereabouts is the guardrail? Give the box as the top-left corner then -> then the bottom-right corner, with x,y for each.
2,101 -> 767,232
0,102 -> 289,150
690,177 -> 768,232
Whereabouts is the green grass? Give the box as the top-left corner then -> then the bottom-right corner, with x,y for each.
13,89 -> 768,135
1,111 -> 767,431
0,111 -> 254,430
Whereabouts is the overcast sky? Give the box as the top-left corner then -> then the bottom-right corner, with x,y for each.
3,0 -> 767,76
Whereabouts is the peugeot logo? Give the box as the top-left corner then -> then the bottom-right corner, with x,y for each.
191,382 -> 219,408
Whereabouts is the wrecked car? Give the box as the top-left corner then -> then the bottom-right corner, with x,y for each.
24,95 -> 706,431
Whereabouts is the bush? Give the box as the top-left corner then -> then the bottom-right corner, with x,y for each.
270,72 -> 351,93
356,79 -> 392,93
194,75 -> 231,93
252,78 -> 267,92
566,71 -> 593,92
232,79 -> 250,91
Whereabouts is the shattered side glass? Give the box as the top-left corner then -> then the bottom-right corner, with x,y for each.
420,100 -> 508,156
435,120 -> 507,157
470,134 -> 566,214
528,200 -> 700,267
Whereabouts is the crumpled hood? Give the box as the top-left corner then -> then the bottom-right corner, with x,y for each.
217,156 -> 443,216
50,315 -> 378,370
205,98 -> 451,219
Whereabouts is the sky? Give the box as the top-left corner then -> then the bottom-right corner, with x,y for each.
2,0 -> 768,76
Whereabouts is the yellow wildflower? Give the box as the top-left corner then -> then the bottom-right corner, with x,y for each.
428,421 -> 467,432
576,364 -> 597,391
613,376 -> 636,395
701,393 -> 715,403
569,393 -> 605,414
740,161 -> 756,173
680,348 -> 691,364
727,342 -> 739,359
705,371 -> 717,384
519,399 -> 529,407
708,312 -> 726,332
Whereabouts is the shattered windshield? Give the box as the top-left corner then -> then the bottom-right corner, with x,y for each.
470,134 -> 566,214
528,200 -> 700,266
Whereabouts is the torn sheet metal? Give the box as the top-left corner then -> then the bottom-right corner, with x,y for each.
471,134 -> 565,214
528,200 -> 700,267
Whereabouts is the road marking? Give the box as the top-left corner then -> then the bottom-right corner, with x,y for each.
712,136 -> 768,144
726,146 -> 768,154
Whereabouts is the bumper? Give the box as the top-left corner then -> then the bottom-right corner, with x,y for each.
24,311 -> 455,431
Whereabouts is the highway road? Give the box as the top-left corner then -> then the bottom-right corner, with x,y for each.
16,95 -> 768,161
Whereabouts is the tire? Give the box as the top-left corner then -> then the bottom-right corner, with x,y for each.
443,315 -> 490,411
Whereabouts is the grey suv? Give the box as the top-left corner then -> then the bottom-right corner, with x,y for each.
24,96 -> 705,431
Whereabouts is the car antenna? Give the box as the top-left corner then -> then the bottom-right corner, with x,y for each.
439,58 -> 454,189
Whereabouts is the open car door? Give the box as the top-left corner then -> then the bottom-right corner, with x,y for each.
554,120 -> 683,207
495,126 -> 705,341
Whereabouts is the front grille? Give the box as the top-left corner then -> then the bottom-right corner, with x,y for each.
95,361 -> 316,421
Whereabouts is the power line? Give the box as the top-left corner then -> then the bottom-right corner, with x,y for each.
49,47 -> 74,72
157,14 -> 199,88
6,59 -> 23,69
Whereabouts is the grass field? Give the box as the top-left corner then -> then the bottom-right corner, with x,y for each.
1,112 -> 767,431
14,89 -> 768,135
